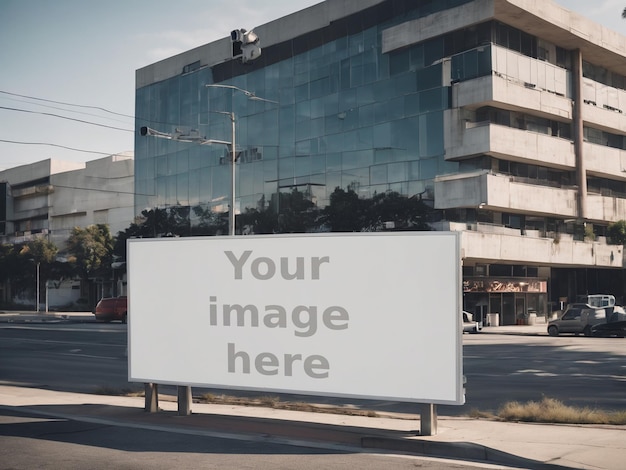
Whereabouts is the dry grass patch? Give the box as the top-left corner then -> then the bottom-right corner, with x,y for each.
498,397 -> 626,425
199,393 -> 378,417
467,408 -> 497,420
94,385 -> 143,397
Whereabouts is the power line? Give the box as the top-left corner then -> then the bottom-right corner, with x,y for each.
1,95 -> 133,125
0,139 -> 125,156
0,90 -> 134,119
0,106 -> 133,132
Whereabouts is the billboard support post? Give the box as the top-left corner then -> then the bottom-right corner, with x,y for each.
420,403 -> 437,436
144,383 -> 159,412
178,386 -> 192,416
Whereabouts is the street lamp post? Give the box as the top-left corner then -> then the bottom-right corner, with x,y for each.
141,85 -> 275,236
36,261 -> 40,313
205,84 -> 276,236
228,111 -> 236,236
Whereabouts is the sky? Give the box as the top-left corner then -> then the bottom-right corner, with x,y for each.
0,0 -> 624,171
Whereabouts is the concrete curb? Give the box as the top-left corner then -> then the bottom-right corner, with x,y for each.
361,436 -> 565,469
0,311 -> 95,323
1,384 -> 624,469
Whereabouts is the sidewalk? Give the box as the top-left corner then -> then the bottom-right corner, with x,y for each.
0,310 -> 551,335
0,384 -> 623,469
0,310 -> 95,323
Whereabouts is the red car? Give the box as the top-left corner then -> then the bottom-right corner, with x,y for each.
94,296 -> 128,323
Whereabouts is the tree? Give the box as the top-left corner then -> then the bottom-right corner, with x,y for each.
0,243 -> 24,285
238,190 -> 319,234
113,206 -> 216,262
365,191 -> 432,231
239,205 -> 278,234
0,238 -> 59,308
0,243 -> 28,306
20,237 -> 58,265
67,224 -> 114,281
319,187 -> 368,232
274,189 -> 318,233
190,205 -> 228,236
622,7 -> 626,19
607,220 -> 626,245
319,188 -> 433,232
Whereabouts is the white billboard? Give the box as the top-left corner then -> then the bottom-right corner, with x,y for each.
128,232 -> 463,405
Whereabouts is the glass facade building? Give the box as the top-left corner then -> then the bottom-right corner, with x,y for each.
135,0 -> 476,221
135,0 -> 626,324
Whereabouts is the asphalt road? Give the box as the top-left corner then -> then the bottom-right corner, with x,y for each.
0,407 -> 488,470
1,321 -> 625,416
461,332 -> 626,415
1,320 -> 625,469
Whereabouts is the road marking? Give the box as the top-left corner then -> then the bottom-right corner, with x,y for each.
58,352 -> 119,360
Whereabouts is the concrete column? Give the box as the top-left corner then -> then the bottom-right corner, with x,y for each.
572,49 -> 586,220
178,385 -> 192,416
420,403 -> 437,436
144,383 -> 159,412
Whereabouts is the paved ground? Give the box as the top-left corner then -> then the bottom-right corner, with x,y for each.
0,383 -> 624,469
1,311 -> 624,469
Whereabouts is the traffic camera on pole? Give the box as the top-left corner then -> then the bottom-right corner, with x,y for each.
230,28 -> 261,63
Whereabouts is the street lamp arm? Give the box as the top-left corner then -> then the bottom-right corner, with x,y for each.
140,126 -> 231,146
198,138 -> 231,146
205,84 -> 278,104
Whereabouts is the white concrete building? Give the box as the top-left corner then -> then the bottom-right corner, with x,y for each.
0,153 -> 134,250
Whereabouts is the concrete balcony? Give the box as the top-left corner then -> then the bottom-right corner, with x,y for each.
444,112 -> 575,170
586,193 -> 626,224
434,170 -> 578,218
452,73 -> 572,120
11,184 -> 54,198
582,77 -> 626,134
432,221 -> 624,269
584,102 -> 626,135
584,142 -> 626,179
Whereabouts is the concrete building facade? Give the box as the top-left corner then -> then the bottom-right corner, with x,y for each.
134,0 -> 626,324
0,153 -> 135,250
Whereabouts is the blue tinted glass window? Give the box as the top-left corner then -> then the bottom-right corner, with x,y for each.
371,164 -> 387,184
388,162 -> 406,183
373,122 -> 392,148
405,93 -> 420,116
295,155 -> 311,177
410,45 -> 425,70
296,120 -> 311,142
419,88 -> 445,113
390,49 -> 410,76
477,45 -> 492,75
417,63 -> 442,91
424,37 -> 444,65
420,157 -> 438,179
359,103 -> 375,127
342,167 -> 369,188
326,153 -> 341,172
279,157 -> 295,179
295,139 -> 311,156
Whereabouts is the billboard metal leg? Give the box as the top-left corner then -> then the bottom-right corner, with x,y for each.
178,385 -> 192,416
420,403 -> 437,436
144,383 -> 159,412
